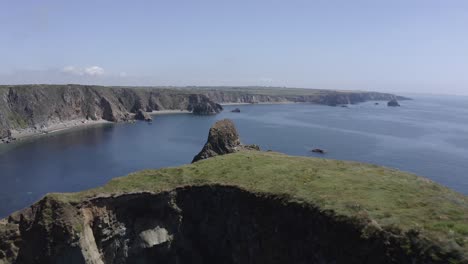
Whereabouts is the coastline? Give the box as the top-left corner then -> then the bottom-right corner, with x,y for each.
0,97 -> 394,144
150,109 -> 192,115
220,101 -> 298,106
1,110 -> 195,145
2,119 -> 112,144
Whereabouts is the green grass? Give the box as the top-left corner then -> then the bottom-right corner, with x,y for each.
56,150 -> 468,254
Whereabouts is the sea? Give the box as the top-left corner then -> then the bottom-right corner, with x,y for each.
0,94 -> 467,217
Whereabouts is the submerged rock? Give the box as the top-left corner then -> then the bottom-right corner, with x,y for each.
192,119 -> 259,163
135,109 -> 152,122
311,148 -> 326,154
231,108 -> 241,113
387,99 -> 401,107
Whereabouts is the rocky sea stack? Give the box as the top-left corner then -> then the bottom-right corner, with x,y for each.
388,99 -> 401,107
192,119 -> 259,163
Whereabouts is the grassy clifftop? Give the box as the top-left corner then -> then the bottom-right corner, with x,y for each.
2,150 -> 467,263
62,151 -> 468,257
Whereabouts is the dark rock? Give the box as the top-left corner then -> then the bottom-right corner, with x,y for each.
192,119 -> 259,163
100,97 -> 126,122
387,99 -> 401,107
231,108 -> 241,113
244,144 -> 260,151
311,148 -> 326,154
0,128 -> 11,139
134,109 -> 152,122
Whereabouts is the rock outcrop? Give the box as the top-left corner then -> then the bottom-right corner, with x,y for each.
0,85 -> 222,141
134,109 -> 152,122
311,148 -> 326,154
192,119 -> 259,163
388,99 -> 401,107
187,94 -> 223,115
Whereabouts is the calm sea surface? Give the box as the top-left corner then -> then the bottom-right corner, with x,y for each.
1,95 -> 467,217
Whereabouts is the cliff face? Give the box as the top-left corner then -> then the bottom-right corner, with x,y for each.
0,85 -> 222,140
199,89 -> 408,106
1,186 -> 462,264
0,85 -> 408,141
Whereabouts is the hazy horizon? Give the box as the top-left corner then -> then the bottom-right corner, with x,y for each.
1,0 -> 468,96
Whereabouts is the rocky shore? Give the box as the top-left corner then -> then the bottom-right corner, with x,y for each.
0,85 -> 223,143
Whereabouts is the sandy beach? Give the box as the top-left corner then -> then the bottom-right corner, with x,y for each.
2,119 -> 111,144
150,110 -> 192,115
1,110 -> 195,144
220,101 -> 298,106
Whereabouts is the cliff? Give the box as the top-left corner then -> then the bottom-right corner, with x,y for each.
194,87 -> 410,106
0,85 -> 408,142
0,85 -> 222,141
0,151 -> 466,263
0,120 -> 467,264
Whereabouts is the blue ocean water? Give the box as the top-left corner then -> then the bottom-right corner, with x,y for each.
0,94 -> 467,217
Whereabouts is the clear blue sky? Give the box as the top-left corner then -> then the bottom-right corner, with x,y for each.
1,0 -> 467,95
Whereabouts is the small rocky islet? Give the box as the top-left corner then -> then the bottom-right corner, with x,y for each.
388,99 -> 401,107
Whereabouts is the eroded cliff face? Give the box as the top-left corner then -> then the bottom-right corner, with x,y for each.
199,90 -> 407,106
0,186 -> 462,264
0,85 -> 222,140
0,85 -> 409,141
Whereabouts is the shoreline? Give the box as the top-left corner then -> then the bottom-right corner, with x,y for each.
150,110 -> 192,115
0,110 -> 195,145
0,98 -> 393,144
1,119 -> 112,145
220,101 -> 298,106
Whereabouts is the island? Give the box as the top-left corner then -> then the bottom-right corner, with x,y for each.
0,119 -> 466,264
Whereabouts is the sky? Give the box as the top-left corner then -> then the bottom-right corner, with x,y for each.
0,0 -> 467,95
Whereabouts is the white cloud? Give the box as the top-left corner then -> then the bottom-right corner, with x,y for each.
61,65 -> 104,76
84,66 -> 104,76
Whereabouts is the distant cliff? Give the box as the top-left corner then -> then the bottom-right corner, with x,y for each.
0,85 -> 222,141
0,85 -> 408,141
196,87 -> 409,106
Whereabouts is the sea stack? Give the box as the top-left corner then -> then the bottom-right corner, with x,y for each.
387,99 -> 401,107
192,119 -> 259,163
